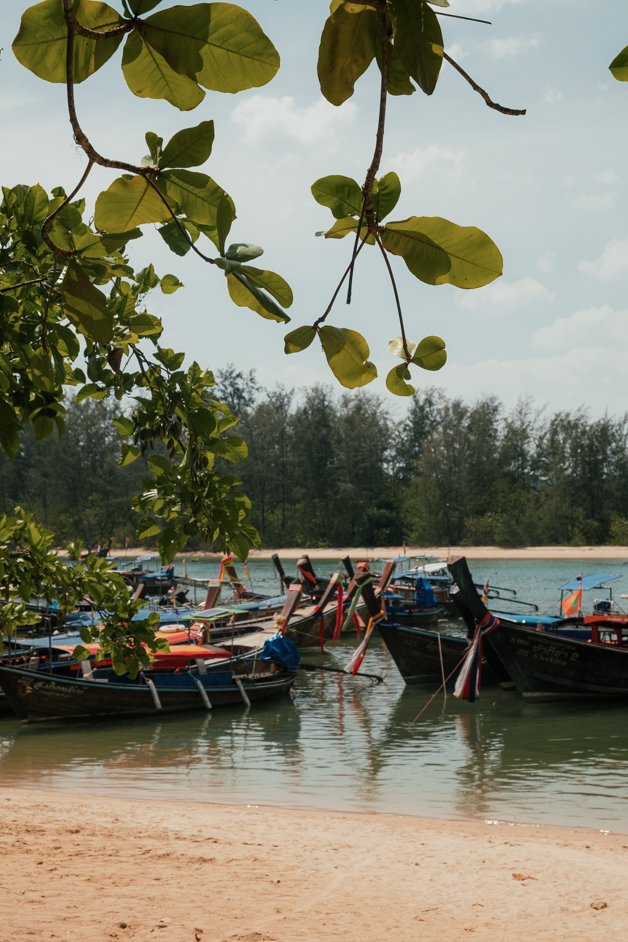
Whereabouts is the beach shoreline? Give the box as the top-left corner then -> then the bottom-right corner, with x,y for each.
2,785 -> 626,941
114,545 -> 628,562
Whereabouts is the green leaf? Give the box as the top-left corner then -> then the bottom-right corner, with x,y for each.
147,454 -> 172,475
389,0 -> 443,95
376,40 -> 416,96
381,216 -> 503,288
13,0 -> 124,84
127,0 -> 163,13
160,169 -> 228,227
61,261 -> 114,343
120,443 -> 142,466
226,271 -> 291,323
318,5 -> 379,105
372,172 -> 401,222
411,335 -> 447,371
144,131 -> 163,165
236,265 -> 293,307
189,407 -> 218,436
142,4 -> 280,94
160,120 -> 215,168
137,517 -> 162,539
158,220 -> 196,256
71,645 -> 92,662
284,325 -> 316,354
215,193 -> 235,254
122,30 -> 206,109
113,416 -> 135,436
160,274 -> 184,294
95,175 -> 175,231
29,350 -> 55,392
157,526 -> 181,565
319,326 -> 377,388
610,46 -> 628,82
386,363 -> 415,396
76,383 -> 109,403
154,347 -> 185,369
311,175 -> 363,219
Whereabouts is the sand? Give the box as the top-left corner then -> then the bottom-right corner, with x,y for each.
9,543 -> 628,939
242,545 -> 628,561
1,786 -> 626,942
114,545 -> 628,562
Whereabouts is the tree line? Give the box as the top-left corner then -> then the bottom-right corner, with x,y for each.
3,369 -> 628,551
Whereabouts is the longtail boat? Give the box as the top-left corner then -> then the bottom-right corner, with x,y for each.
0,644 -> 298,723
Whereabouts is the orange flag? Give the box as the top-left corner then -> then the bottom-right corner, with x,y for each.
561,587 -> 582,616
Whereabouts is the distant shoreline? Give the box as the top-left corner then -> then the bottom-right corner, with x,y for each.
108,545 -> 628,561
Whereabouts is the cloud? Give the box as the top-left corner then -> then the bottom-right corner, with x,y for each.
532,304 -> 628,350
544,87 -> 564,105
0,91 -> 37,113
387,145 -> 466,184
484,35 -> 539,59
536,252 -> 557,273
571,193 -> 614,211
452,0 -> 526,13
595,170 -> 618,185
230,95 -> 357,147
579,239 -> 628,280
457,277 -> 554,311
439,345 -> 628,417
445,42 -> 468,62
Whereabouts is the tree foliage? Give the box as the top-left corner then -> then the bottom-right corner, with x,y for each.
1,1 -> 526,656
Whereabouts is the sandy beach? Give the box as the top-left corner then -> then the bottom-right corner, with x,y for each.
9,543 -> 628,940
241,545 -> 628,561
1,786 -> 626,941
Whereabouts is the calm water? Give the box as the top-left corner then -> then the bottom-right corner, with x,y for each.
2,556 -> 628,833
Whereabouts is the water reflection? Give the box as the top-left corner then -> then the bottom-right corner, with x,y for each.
2,630 -> 628,832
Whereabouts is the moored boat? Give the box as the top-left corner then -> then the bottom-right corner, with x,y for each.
0,648 -> 298,723
447,555 -> 628,702
377,621 -> 507,688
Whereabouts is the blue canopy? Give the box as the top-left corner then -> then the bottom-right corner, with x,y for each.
560,572 -> 620,592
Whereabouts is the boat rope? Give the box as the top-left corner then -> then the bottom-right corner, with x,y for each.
298,662 -> 384,684
408,648 -> 471,726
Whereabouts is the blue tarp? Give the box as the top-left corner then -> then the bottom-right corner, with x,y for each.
560,573 -> 620,591
259,635 -> 301,670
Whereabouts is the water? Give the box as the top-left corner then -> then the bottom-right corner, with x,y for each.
2,555 -> 628,833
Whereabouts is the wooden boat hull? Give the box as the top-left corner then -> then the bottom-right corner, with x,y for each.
378,622 -> 508,687
486,622 -> 628,701
0,664 -> 296,722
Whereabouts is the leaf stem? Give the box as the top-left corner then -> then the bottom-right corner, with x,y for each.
51,3 -> 218,268
375,233 -> 411,361
314,238 -> 368,329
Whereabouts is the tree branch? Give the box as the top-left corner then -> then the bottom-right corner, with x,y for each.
444,51 -> 526,116
44,3 -> 218,268
63,0 -> 134,40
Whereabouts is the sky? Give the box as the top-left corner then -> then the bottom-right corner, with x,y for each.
1,0 -> 628,420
